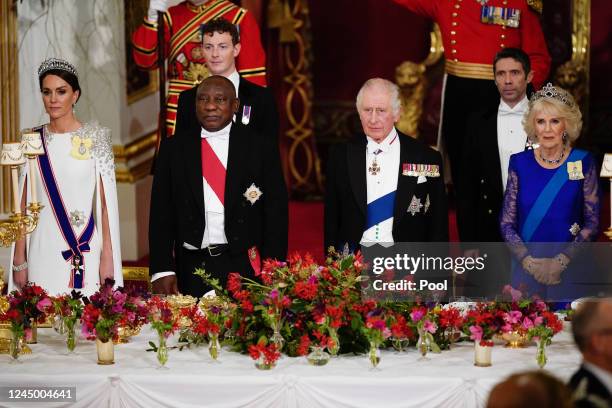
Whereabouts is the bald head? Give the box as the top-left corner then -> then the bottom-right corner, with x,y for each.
195,75 -> 239,132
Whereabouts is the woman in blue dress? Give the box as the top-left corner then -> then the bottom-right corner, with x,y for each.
500,83 -> 600,302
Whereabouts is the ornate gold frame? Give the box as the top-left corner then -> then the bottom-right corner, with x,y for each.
113,131 -> 157,183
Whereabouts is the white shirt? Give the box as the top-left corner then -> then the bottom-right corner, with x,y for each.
151,122 -> 232,282
583,362 -> 612,396
361,127 -> 400,244
228,70 -> 240,97
497,96 -> 528,191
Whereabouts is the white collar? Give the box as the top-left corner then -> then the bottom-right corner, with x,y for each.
227,70 -> 240,97
201,122 -> 232,139
499,95 -> 529,114
366,127 -> 399,154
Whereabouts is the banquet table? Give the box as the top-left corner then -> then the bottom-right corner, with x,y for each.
0,326 -> 581,408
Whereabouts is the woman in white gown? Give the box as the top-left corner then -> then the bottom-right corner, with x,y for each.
9,58 -> 122,297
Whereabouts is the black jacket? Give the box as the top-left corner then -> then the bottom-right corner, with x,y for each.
457,106 -> 505,243
324,131 -> 448,252
569,365 -> 612,408
149,119 -> 288,277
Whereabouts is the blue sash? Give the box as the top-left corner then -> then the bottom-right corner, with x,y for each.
521,149 -> 587,242
36,127 -> 95,289
365,190 -> 396,230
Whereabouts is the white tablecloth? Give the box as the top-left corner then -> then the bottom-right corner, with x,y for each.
0,326 -> 581,408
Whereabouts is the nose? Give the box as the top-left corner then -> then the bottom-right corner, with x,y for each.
503,73 -> 512,84
368,110 -> 378,123
49,91 -> 57,103
211,46 -> 219,58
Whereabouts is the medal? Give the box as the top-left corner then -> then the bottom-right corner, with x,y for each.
368,149 -> 382,176
242,105 -> 252,125
567,160 -> 584,180
407,195 -> 423,216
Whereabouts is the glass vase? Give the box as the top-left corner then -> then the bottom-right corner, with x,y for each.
307,346 -> 330,366
157,331 -> 169,367
368,341 -> 381,368
208,332 -> 220,361
327,327 -> 340,356
254,354 -> 276,370
25,321 -> 37,344
536,338 -> 547,369
9,330 -> 22,363
65,319 -> 76,353
417,327 -> 429,358
474,342 -> 492,367
270,317 -> 284,352
53,315 -> 67,335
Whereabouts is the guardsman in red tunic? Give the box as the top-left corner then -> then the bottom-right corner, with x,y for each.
393,0 -> 551,192
132,0 -> 267,136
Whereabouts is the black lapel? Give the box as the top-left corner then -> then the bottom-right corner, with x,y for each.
393,134 -> 417,230
183,124 -> 205,216
236,77 -> 253,124
483,108 -> 503,195
347,137 -> 367,216
224,122 -> 249,216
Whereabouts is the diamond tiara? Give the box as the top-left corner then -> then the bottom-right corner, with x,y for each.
37,58 -> 78,79
530,82 -> 574,108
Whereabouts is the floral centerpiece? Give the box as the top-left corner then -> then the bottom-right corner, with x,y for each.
361,310 -> 391,368
462,303 -> 504,367
147,296 -> 178,367
4,283 -> 53,360
527,310 -> 563,368
52,290 -> 84,352
198,296 -> 233,360
249,338 -> 281,370
116,288 -> 149,343
410,305 -> 441,356
80,278 -> 127,364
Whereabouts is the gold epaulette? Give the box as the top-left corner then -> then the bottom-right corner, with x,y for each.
527,0 -> 543,14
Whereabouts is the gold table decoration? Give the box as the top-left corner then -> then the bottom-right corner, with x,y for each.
167,294 -> 198,329
500,331 -> 530,348
115,324 -> 142,344
0,275 -> 10,354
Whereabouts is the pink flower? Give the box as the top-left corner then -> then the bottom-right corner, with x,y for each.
410,309 -> 424,322
522,317 -> 534,330
36,297 -> 52,312
423,320 -> 437,334
501,323 -> 512,333
469,325 -> 483,341
503,285 -> 522,302
533,316 -> 544,326
505,310 -> 522,324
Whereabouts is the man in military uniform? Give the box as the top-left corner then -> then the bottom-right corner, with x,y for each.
324,78 -> 448,253
132,0 -> 267,136
392,0 -> 551,192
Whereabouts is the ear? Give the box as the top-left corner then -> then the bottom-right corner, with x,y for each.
232,97 -> 240,113
72,89 -> 80,105
233,43 -> 241,58
526,70 -> 535,84
393,108 -> 402,123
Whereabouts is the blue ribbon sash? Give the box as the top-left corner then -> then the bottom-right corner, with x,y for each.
521,149 -> 587,242
365,190 -> 396,230
37,127 -> 94,289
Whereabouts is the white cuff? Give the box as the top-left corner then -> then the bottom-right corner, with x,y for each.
147,9 -> 159,22
151,271 -> 175,282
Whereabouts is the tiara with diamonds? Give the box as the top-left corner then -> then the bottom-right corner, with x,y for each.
530,82 -> 574,108
37,58 -> 78,79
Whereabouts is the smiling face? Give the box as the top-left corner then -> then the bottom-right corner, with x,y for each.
533,108 -> 566,150
202,31 -> 240,77
41,74 -> 79,121
195,76 -> 239,132
357,84 -> 400,143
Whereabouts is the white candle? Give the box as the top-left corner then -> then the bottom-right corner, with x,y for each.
28,157 -> 38,204
11,166 -> 20,214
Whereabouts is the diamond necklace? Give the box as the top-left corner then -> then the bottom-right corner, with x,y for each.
539,147 -> 565,164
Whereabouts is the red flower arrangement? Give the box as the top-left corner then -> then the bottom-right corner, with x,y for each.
248,338 -> 281,369
6,282 -> 53,340
80,279 -> 127,343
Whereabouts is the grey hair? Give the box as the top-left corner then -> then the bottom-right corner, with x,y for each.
355,78 -> 401,116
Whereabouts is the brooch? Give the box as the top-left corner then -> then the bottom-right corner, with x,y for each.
407,195 -> 423,216
69,210 -> 86,228
567,160 -> 584,180
70,135 -> 93,160
243,183 -> 263,205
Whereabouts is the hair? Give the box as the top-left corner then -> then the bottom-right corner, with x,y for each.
523,88 -> 582,144
572,299 -> 608,353
493,47 -> 531,75
487,371 -> 573,408
201,18 -> 240,45
39,69 -> 82,103
355,78 -> 401,116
